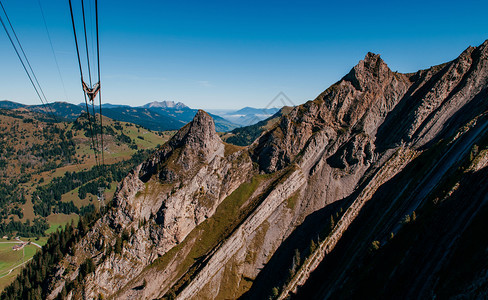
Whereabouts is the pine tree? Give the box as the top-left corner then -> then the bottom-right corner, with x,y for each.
293,249 -> 301,270
271,287 -> 279,297
77,218 -> 86,237
122,228 -> 130,242
114,237 -> 123,254
309,239 -> 317,254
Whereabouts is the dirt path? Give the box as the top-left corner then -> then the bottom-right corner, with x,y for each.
0,258 -> 33,279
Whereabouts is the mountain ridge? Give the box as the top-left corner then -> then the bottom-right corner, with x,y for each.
0,100 -> 238,132
211,107 -> 282,126
5,40 -> 488,300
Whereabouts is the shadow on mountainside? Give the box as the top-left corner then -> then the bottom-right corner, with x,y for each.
239,198 -> 348,299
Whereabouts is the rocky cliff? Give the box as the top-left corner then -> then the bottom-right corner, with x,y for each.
45,40 -> 488,300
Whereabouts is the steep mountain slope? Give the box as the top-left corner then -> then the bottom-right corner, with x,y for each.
8,40 -> 488,300
293,41 -> 488,300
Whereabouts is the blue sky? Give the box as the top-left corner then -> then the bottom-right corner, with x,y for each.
1,0 -> 487,109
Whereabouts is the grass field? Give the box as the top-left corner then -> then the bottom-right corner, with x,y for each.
0,213 -> 78,291
23,237 -> 49,247
46,213 -> 79,235
0,266 -> 20,291
0,242 -> 40,290
0,243 -> 24,275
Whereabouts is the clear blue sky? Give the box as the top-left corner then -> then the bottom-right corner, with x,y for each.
1,0 -> 487,109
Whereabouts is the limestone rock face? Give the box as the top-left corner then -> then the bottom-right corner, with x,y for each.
45,40 -> 488,300
139,110 -> 224,181
252,52 -> 411,174
47,109 -> 252,299
377,39 -> 488,150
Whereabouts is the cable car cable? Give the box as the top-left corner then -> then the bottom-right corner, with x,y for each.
95,0 -> 104,167
68,0 -> 101,170
0,0 -> 58,122
37,0 -> 70,103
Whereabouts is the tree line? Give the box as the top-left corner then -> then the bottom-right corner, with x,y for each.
0,218 -> 48,238
32,149 -> 153,217
0,149 -> 154,298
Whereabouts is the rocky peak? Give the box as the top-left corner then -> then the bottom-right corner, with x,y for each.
182,110 -> 221,156
462,39 -> 488,62
139,109 -> 224,181
363,51 -> 382,67
343,52 -> 392,91
252,51 -> 411,173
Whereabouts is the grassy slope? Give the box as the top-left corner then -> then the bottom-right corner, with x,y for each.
0,241 -> 40,290
0,111 -> 172,223
45,214 -> 79,235
0,110 -> 174,291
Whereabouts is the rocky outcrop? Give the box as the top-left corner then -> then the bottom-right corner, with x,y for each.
139,110 -> 225,181
377,40 -> 488,150
252,52 -> 411,174
47,110 -> 253,299
45,40 -> 488,300
278,147 -> 418,299
295,112 -> 488,299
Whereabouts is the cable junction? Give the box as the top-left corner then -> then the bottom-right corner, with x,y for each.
69,0 -> 105,174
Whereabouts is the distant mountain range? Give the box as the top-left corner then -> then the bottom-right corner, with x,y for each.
0,100 -> 238,132
220,106 -> 294,146
208,107 -> 281,126
141,100 -> 188,109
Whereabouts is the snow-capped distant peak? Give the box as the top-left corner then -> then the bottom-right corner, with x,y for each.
142,101 -> 188,109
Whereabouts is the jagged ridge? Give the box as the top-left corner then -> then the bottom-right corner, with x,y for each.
40,39 -> 488,300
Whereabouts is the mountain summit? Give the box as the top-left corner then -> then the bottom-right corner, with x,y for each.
12,40 -> 488,300
139,110 -> 226,182
141,100 -> 188,109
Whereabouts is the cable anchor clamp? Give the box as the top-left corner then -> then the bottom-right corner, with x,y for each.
82,81 -> 100,102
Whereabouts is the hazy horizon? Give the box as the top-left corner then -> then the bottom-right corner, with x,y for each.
0,98 -> 287,112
